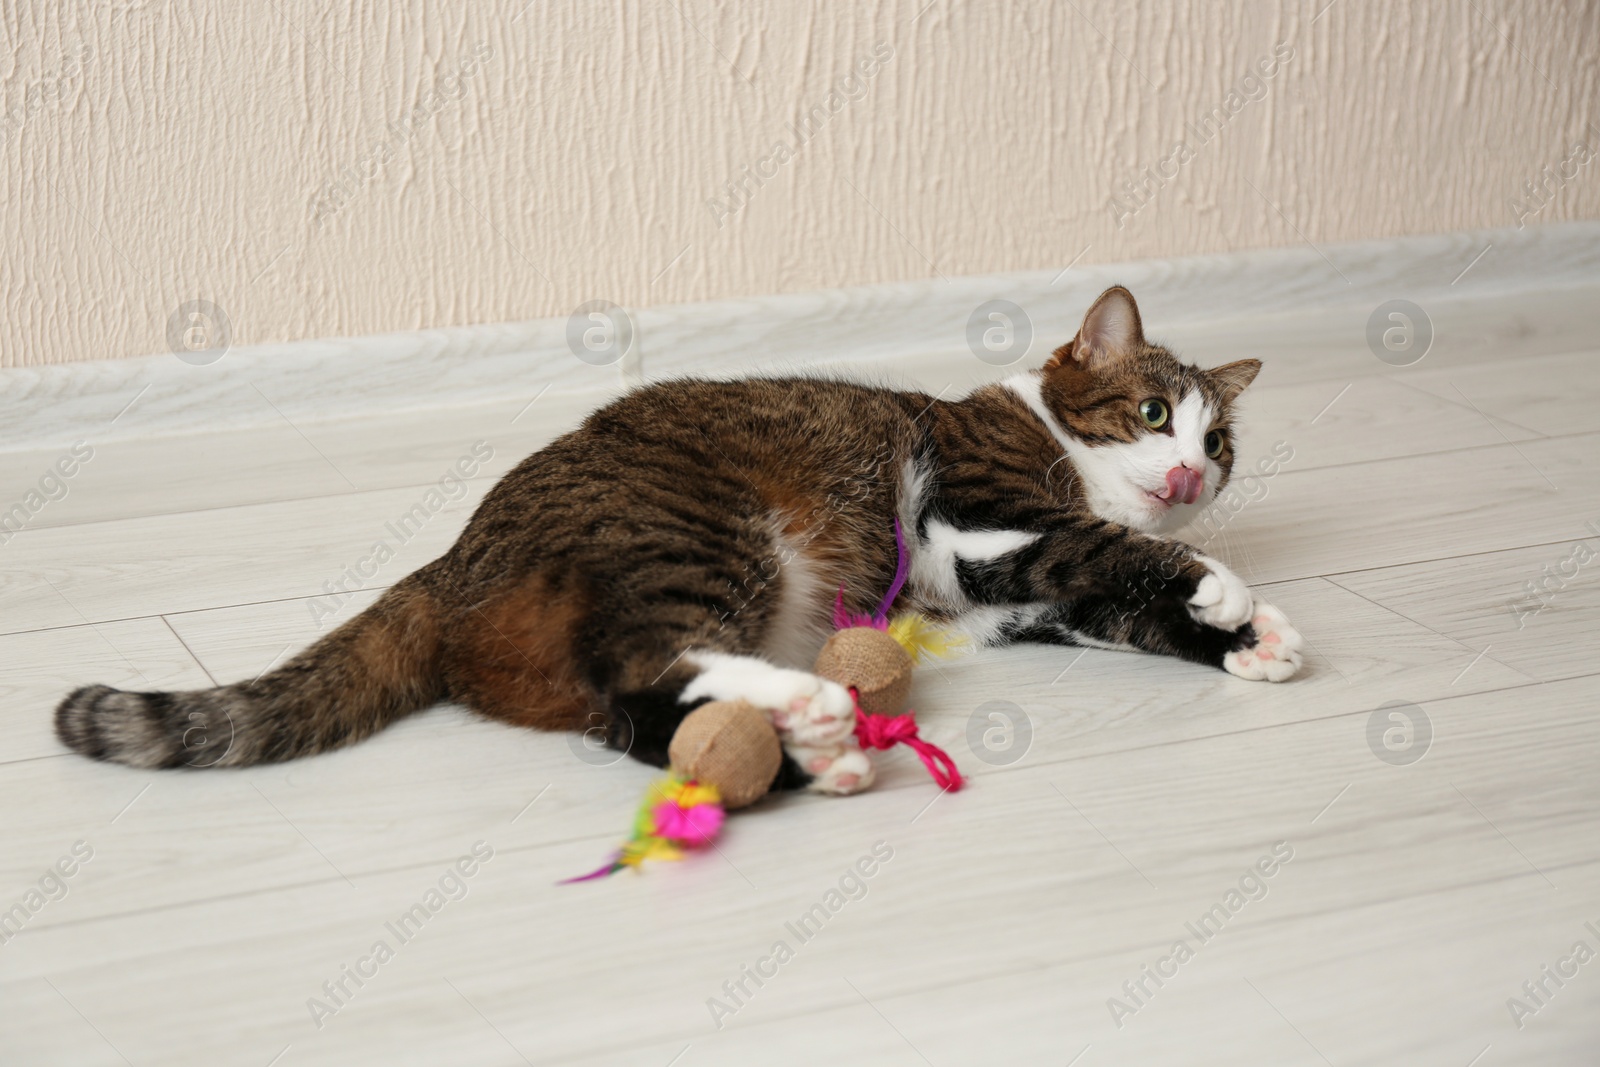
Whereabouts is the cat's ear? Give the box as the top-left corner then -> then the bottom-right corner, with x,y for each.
1210,359 -> 1263,403
1049,286 -> 1145,371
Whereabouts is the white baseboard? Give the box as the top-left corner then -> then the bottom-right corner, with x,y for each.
3,221 -> 1596,452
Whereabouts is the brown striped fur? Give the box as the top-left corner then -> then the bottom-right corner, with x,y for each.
56,286 -> 1278,775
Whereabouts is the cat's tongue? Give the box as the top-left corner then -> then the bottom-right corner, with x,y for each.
1162,466 -> 1204,506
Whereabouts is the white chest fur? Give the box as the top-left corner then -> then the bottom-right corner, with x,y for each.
895,457 -> 1048,646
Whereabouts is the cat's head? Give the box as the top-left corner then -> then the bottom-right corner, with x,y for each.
1034,286 -> 1261,534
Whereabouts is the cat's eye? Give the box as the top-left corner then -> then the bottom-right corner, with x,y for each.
1138,398 -> 1169,430
1205,430 -> 1225,458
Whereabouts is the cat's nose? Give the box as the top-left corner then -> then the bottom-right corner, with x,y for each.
1162,465 -> 1205,505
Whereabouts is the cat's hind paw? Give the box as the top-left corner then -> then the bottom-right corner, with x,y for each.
792,744 -> 876,796
1223,602 -> 1303,682
766,677 -> 857,747
682,654 -> 856,747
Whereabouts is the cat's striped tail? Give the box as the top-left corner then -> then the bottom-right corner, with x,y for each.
54,574 -> 443,768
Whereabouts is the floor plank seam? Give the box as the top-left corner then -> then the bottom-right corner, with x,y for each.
1383,375 -> 1548,439
159,615 -> 219,688
1319,577 -> 1539,683
1313,535 -> 1600,578
456,852 -> 1600,1066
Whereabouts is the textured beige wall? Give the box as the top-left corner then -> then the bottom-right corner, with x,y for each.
2,1 -> 1597,368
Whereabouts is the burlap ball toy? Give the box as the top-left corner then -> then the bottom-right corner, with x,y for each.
668,699 -> 783,810
813,626 -> 914,716
563,521 -> 966,882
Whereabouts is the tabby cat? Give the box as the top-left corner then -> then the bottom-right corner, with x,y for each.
56,286 -> 1303,793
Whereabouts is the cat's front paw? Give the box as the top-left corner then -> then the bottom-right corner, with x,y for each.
1223,602 -> 1303,682
1188,557 -> 1254,631
791,744 -> 876,795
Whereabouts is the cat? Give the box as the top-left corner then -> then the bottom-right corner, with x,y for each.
55,285 -> 1303,794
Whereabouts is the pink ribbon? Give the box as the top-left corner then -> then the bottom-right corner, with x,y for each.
851,689 -> 964,792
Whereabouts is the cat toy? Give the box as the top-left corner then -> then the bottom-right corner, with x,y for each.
814,519 -> 964,790
559,699 -> 778,883
563,521 -> 963,881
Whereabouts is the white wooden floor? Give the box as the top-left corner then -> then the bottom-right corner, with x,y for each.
4,250 -> 1600,1065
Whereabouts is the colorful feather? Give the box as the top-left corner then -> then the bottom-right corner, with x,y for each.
833,518 -> 912,630
560,774 -> 726,883
886,612 -> 966,663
